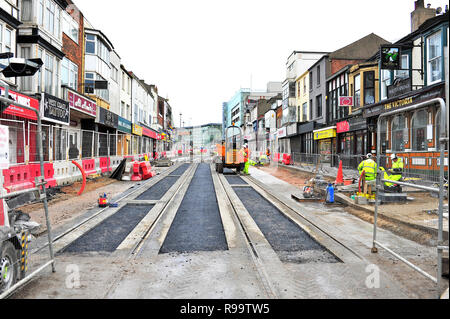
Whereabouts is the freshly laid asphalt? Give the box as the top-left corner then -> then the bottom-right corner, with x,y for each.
159,163 -> 228,253
233,177 -> 339,264
60,204 -> 154,253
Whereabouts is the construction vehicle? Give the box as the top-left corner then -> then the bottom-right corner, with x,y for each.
214,125 -> 244,174
1,198 -> 37,294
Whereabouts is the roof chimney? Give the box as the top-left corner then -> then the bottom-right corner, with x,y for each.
411,0 -> 436,32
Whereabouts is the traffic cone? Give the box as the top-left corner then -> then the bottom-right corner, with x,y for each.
335,160 -> 344,185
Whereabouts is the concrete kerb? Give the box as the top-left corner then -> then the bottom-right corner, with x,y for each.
271,163 -> 448,244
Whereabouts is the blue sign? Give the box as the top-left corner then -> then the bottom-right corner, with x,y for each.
118,117 -> 132,133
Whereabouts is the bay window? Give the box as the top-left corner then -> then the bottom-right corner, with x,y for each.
395,54 -> 409,79
86,34 -> 96,54
427,31 -> 442,84
381,70 -> 391,100
354,74 -> 361,107
363,71 -> 375,105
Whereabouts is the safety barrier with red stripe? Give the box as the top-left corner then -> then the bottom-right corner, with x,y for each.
82,159 -> 97,176
99,157 -> 111,173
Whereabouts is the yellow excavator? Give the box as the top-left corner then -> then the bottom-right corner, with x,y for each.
215,125 -> 244,174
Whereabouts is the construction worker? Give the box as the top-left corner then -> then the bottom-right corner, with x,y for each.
383,154 -> 404,192
243,144 -> 250,175
358,153 -> 378,195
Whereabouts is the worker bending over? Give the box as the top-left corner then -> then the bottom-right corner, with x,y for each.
358,153 -> 378,194
383,154 -> 404,193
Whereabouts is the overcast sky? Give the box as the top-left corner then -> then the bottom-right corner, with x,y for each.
74,0 -> 449,127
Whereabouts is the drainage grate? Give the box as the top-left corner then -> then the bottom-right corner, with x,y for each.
234,187 -> 339,264
160,163 -> 228,253
60,204 -> 154,253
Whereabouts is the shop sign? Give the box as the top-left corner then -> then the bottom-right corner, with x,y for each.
387,78 -> 412,99
142,127 -> 159,139
97,107 -> 118,128
0,87 -> 39,120
277,127 -> 287,139
364,83 -> 445,118
41,93 -> 70,125
118,117 -> 132,134
314,128 -> 336,140
336,121 -> 350,134
68,91 -> 97,117
132,124 -> 143,136
0,125 -> 9,169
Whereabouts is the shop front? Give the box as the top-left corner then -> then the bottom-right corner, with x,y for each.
336,116 -> 368,168
363,82 -> 447,175
37,93 -> 70,163
0,87 -> 40,165
96,107 -> 119,157
313,127 -> 336,164
117,117 -> 132,156
67,89 -> 97,159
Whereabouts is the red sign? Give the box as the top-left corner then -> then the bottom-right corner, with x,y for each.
336,121 -> 350,134
339,96 -> 354,107
68,91 -> 97,117
0,87 -> 39,120
142,127 -> 161,140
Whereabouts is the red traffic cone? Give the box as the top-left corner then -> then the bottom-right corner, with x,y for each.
335,160 -> 344,185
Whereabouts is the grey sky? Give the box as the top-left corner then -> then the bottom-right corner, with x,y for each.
74,0 -> 449,127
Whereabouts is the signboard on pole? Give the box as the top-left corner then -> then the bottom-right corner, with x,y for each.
339,96 -> 354,107
0,124 -> 9,170
380,46 -> 401,70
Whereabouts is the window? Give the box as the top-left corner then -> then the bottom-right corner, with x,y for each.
45,0 -> 55,34
85,72 -> 95,93
427,31 -> 442,84
39,0 -> 44,25
381,70 -> 391,100
4,28 -> 12,53
45,53 -> 54,95
391,115 -> 407,152
309,99 -> 313,120
354,74 -> 361,107
21,0 -> 32,21
316,95 -> 322,118
411,110 -> 428,151
86,34 -> 96,54
303,77 -> 307,94
37,49 -> 43,92
363,71 -> 375,105
20,47 -> 33,91
317,66 -> 321,85
61,58 -> 78,90
112,66 -> 118,82
97,39 -> 110,64
63,12 -> 79,43
309,71 -> 313,90
395,54 -> 409,79
302,103 -> 307,122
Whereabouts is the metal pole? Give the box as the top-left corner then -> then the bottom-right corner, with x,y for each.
38,94 -> 56,273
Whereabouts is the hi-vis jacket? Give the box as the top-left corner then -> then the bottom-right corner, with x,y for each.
358,159 -> 378,181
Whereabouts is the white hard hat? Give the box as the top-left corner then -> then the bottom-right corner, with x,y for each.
391,154 -> 397,160
366,153 -> 373,158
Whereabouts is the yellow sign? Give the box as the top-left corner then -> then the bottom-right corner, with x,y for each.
384,97 -> 413,111
314,128 -> 336,140
132,124 -> 143,136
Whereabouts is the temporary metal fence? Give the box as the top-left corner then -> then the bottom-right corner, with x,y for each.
0,84 -> 55,299
372,98 -> 448,299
